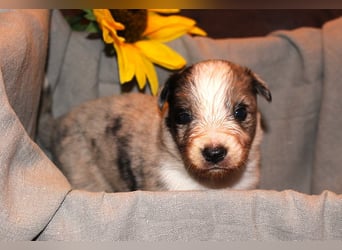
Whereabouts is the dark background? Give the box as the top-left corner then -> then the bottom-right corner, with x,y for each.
61,9 -> 342,38
180,9 -> 342,38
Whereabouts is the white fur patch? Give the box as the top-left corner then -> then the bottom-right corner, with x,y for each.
160,161 -> 208,191
191,60 -> 234,126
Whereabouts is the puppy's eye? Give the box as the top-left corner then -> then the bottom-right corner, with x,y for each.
175,109 -> 192,125
234,105 -> 248,122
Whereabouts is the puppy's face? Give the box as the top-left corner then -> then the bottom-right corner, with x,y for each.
159,60 -> 271,186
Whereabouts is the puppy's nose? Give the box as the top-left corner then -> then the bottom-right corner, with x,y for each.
202,146 -> 227,164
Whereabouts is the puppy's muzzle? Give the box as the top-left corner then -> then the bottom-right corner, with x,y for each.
202,146 -> 227,164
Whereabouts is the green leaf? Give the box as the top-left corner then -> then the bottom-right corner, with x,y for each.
72,24 -> 88,31
83,9 -> 96,21
85,22 -> 100,33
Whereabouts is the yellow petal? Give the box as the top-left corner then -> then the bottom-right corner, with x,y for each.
93,9 -> 125,30
93,9 -> 126,44
114,43 -> 135,83
102,21 -> 126,44
117,43 -> 160,93
189,26 -> 207,36
142,56 -> 159,95
135,40 -> 186,70
115,43 -> 153,91
144,14 -> 199,42
130,51 -> 147,90
121,45 -> 159,93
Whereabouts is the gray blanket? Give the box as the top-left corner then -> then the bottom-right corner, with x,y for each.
0,10 -> 341,241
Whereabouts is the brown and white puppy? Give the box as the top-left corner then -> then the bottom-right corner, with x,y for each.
52,59 -> 271,192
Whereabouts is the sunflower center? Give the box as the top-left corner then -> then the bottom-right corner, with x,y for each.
109,9 -> 147,43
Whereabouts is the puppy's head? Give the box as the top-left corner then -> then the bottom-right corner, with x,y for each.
158,59 -> 271,187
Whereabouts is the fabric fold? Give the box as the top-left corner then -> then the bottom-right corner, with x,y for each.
0,10 -> 71,241
37,189 -> 342,240
311,17 -> 342,194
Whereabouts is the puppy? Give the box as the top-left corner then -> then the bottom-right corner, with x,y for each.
52,59 -> 271,192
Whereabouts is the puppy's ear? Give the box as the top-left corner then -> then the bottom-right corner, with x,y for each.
158,69 -> 185,110
158,81 -> 170,110
158,65 -> 191,110
251,73 -> 272,102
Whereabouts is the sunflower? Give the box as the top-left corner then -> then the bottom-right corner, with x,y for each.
92,9 -> 206,95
